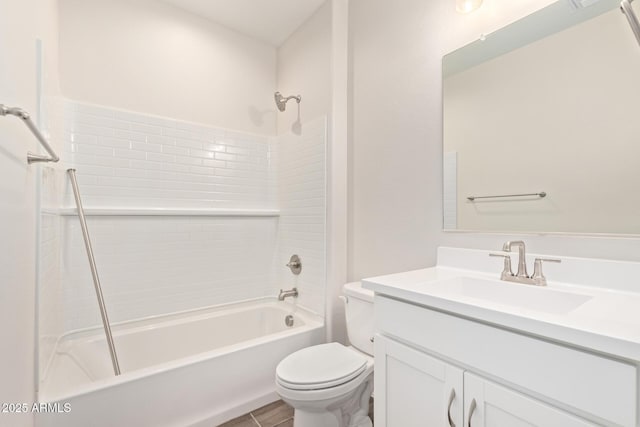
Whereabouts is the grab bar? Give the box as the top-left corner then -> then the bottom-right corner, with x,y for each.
467,192 -> 546,201
621,0 -> 640,47
68,169 -> 121,376
0,104 -> 60,164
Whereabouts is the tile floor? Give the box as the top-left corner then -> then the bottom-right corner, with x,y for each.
219,398 -> 374,427
219,400 -> 293,427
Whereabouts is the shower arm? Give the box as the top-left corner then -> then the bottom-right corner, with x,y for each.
281,94 -> 301,103
621,0 -> 640,47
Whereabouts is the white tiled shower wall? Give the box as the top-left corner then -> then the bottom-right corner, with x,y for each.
40,100 -> 326,338
274,118 -> 327,316
62,101 -> 276,209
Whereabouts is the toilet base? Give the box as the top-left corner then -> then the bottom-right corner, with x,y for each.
284,375 -> 373,427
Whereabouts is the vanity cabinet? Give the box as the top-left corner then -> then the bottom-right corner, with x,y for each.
462,372 -> 596,427
373,296 -> 637,427
375,335 -> 597,427
375,336 -> 463,426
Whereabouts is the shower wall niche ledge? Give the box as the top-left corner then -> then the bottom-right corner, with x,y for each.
51,207 -> 280,217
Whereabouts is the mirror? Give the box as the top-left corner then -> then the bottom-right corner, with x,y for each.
443,0 -> 640,234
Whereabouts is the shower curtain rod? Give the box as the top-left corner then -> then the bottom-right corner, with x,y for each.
621,0 -> 640,47
0,103 -> 60,164
68,169 -> 121,376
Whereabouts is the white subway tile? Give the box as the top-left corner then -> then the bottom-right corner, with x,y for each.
188,148 -> 215,159
69,133 -> 98,145
161,145 -> 188,156
147,152 -> 175,163
188,165 -> 215,176
202,159 -> 226,168
55,101 -> 327,332
163,128 -> 191,139
131,123 -> 162,135
130,159 -> 163,170
74,123 -> 115,137
175,138 -> 204,150
114,148 -> 147,160
98,136 -> 131,149
148,135 -> 175,145
114,129 -> 147,142
131,142 -> 161,153
175,155 -> 203,166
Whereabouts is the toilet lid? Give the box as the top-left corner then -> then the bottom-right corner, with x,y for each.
276,343 -> 368,390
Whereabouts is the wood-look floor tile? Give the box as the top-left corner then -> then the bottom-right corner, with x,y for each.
251,400 -> 294,427
220,396 -> 373,427
272,417 -> 294,427
217,413 -> 258,427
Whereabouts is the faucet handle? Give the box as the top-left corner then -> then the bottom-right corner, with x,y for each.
489,251 -> 511,257
286,254 -> 302,275
489,252 -> 514,280
531,257 -> 561,286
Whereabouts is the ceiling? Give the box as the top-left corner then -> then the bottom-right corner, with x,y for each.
162,0 -> 326,46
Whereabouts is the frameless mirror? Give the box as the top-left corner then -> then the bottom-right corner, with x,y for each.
443,0 -> 640,234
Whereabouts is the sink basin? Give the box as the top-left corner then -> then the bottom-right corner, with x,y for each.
427,277 -> 592,315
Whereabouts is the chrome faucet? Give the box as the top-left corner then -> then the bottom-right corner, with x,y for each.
490,241 -> 561,286
278,288 -> 298,301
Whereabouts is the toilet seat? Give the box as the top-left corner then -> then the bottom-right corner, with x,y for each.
276,343 -> 368,390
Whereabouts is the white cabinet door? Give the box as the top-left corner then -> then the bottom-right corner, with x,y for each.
375,335 -> 463,427
463,373 -> 598,427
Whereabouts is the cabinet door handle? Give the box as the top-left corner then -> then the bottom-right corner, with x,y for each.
447,388 -> 456,427
467,398 -> 477,427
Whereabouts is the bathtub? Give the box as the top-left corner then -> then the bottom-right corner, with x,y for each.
36,298 -> 324,427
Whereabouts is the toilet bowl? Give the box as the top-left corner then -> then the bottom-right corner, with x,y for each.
275,282 -> 374,427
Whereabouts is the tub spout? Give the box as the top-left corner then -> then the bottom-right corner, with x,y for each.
278,288 -> 298,301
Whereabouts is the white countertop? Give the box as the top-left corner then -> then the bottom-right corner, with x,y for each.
362,247 -> 640,362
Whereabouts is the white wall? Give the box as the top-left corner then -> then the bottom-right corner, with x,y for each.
59,0 -> 278,135
0,1 -> 59,425
445,8 -> 640,233
276,2 -> 332,135
349,0 -> 445,280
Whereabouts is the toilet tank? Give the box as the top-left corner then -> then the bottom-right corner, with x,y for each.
343,281 -> 374,356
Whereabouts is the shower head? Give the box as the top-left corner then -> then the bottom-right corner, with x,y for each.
274,91 -> 301,112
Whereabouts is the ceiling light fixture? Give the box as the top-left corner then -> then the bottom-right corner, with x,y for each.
456,0 -> 483,13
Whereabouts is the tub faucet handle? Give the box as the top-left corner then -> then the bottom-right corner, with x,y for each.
286,254 -> 302,275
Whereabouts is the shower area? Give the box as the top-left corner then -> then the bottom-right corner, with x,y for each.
34,0 -> 331,425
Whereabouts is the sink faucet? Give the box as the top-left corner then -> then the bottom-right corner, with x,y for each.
502,240 -> 528,278
278,288 -> 298,301
490,241 -> 561,286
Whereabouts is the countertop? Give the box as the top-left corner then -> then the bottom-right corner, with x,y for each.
362,253 -> 640,362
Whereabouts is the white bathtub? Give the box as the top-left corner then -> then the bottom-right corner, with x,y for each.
36,299 -> 324,427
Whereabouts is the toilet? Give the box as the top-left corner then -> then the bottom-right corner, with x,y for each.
275,282 -> 375,427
